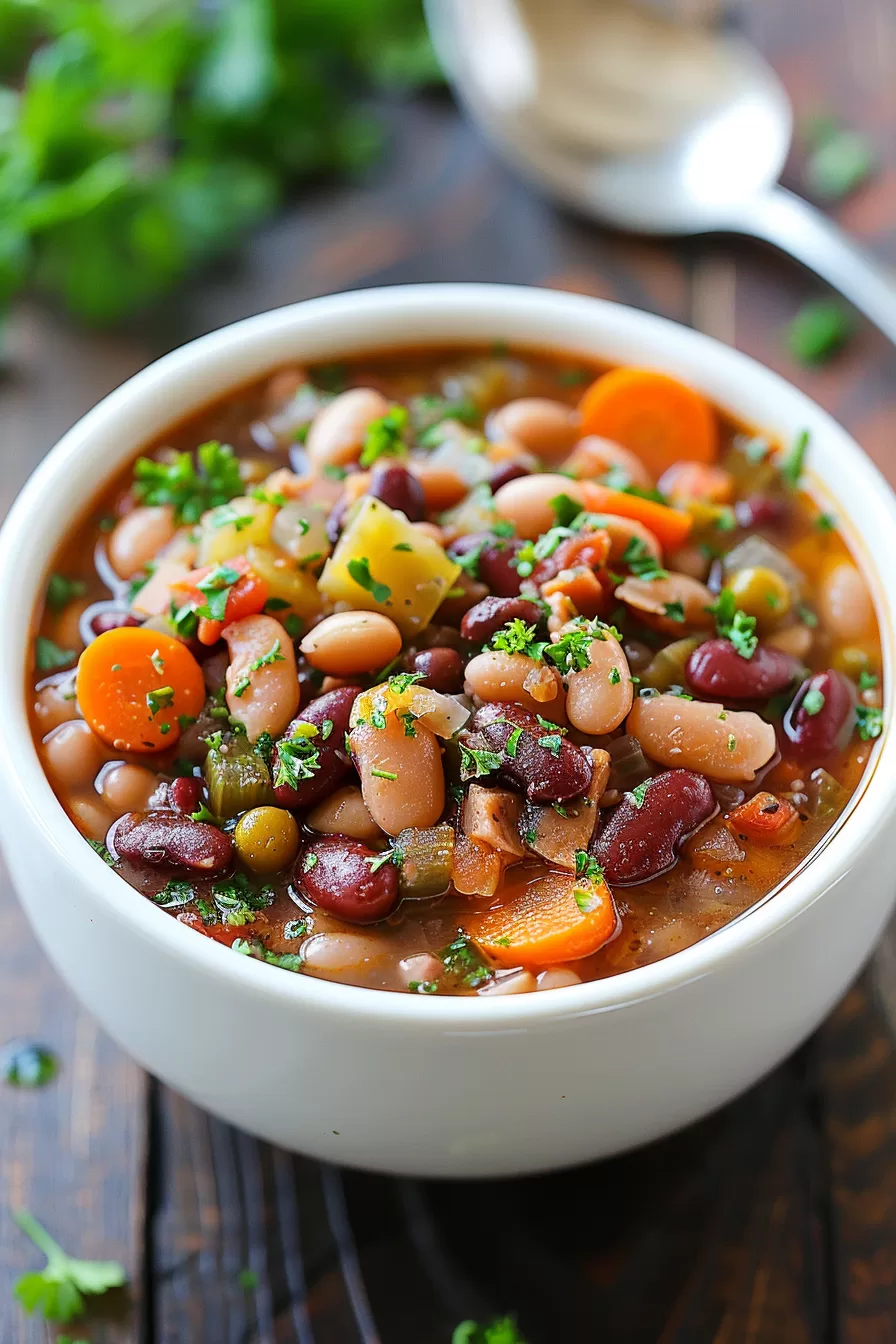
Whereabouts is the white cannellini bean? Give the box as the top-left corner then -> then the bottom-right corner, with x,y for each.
305,388 -> 390,467
627,693 -> 776,782
223,614 -> 300,741
108,506 -> 176,579
350,714 -> 445,836
818,561 -> 874,642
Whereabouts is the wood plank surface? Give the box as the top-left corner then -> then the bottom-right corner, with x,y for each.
2,0 -> 896,1339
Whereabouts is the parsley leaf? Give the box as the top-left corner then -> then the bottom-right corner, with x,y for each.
458,743 -> 503,780
779,428 -> 810,489
707,587 -> 758,659
549,492 -> 582,527
87,839 -> 115,866
133,441 -> 243,524
489,618 -> 546,660
346,557 -> 391,604
359,405 -> 409,468
663,601 -> 685,624
46,573 -> 87,611
440,931 -> 492,989
233,639 -> 285,696
35,637 -> 76,671
195,563 -> 241,622
629,780 -> 651,809
274,727 -> 321,790
544,616 -> 621,676
623,536 -> 668,581
856,704 -> 884,741
802,688 -> 826,716
12,1209 -> 126,1323
152,878 -> 194,908
574,851 -> 603,882
452,1316 -> 528,1344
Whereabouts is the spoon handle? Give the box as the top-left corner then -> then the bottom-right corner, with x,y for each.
735,186 -> 896,344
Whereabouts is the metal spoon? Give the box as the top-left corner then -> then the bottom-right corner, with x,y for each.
425,0 -> 896,343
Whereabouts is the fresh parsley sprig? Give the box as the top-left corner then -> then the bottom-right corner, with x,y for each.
706,587 -> 758,659
134,441 -> 243,524
12,1210 -> 126,1324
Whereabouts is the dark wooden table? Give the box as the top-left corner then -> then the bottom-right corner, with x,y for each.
4,2 -> 896,1340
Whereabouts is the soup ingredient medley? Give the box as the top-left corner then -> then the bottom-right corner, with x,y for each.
32,347 -> 884,996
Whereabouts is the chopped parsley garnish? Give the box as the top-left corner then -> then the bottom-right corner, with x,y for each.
264,597 -> 290,612
46,573 -> 87,611
366,846 -> 403,873
393,541 -> 413,552
544,617 -> 621,676
195,563 -> 241,622
802,688 -> 826,716
779,428 -> 810,489
212,872 -> 273,926
454,538 -> 488,579
489,618 -> 547,660
359,405 -> 409,468
233,639 -> 285,696
574,851 -> 604,882
505,726 -> 523,758
458,743 -> 503,780
663,601 -> 686,623
133,440 -> 243,524
149,648 -> 165,674
623,536 -> 668,581
608,667 -> 621,685
804,120 -> 876,201
727,734 -> 737,752
513,525 -> 574,578
859,671 -> 879,690
707,587 -> 758,659
35,637 -> 75,671
170,601 -> 200,639
816,512 -> 836,532
409,980 -> 439,994
346,557 -> 391,604
254,732 -> 275,767
440,931 -> 491,989
87,840 -> 115,866
211,503 -> 253,531
549,492 -> 583,527
574,886 -> 601,914
231,939 -> 303,973
323,464 -> 348,481
274,727 -> 321,790
537,733 -> 563,757
321,718 -> 334,740
284,613 -> 303,638
12,1208 -> 127,1324
628,780 -> 650,809
283,919 -> 308,940
856,704 -> 884,741
152,878 -> 194,908
146,686 -> 175,716
388,671 -> 425,695
371,768 -> 398,781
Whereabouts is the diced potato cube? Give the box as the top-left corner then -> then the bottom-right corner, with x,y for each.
245,544 -> 323,620
197,497 -> 275,565
318,497 -> 460,637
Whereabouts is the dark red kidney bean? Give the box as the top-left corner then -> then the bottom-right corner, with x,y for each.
479,538 -> 525,597
326,493 -> 350,545
471,703 -> 592,803
272,686 -> 361,808
369,462 -> 425,521
80,602 -> 140,643
592,770 -> 717,885
782,670 -> 855,760
168,776 -> 202,814
111,811 -> 233,873
410,647 -> 464,694
435,573 -> 489,627
489,461 -> 531,492
298,836 -> 399,923
734,495 -> 791,530
686,638 -> 800,699
460,595 -> 544,645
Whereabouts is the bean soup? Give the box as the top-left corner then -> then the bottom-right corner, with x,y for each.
31,347 -> 884,995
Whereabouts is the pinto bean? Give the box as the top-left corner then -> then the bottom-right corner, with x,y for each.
487,399 -> 580,461
627,693 -> 777,782
471,702 -> 592,803
818,562 -> 874,642
297,836 -> 399,923
464,651 -> 567,720
300,611 -> 402,677
564,628 -> 633,734
686,639 -> 800,699
409,648 -> 464,694
592,770 -> 717,885
305,785 -> 383,843
223,614 -> 300,742
112,810 -> 233,872
108,505 -> 176,579
99,763 -> 159,814
272,686 -> 360,808
492,474 -> 586,540
561,435 -> 653,488
305,388 -> 390,467
350,712 -> 445,835
782,670 -> 855,759
616,573 -> 714,634
460,596 -> 544,645
42,720 -> 107,790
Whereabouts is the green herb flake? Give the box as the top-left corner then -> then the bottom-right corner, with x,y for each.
440,930 -> 491,989
549,492 -> 583,528
370,768 -> 398,781
146,686 -> 175,716
346,556 -> 391,604
458,743 -> 503,780
211,503 -> 254,531
238,1268 -> 258,1291
489,618 -> 547,661
359,405 -> 409,468
802,688 -> 826,716
87,840 -> 115,866
537,733 -> 563,758
787,299 -> 854,366
623,536 -> 668,581
856,704 -> 884,741
779,428 -> 810,490
46,574 -> 87,611
859,671 -> 878,690
195,563 -> 241,622
629,780 -> 650,809
505,726 -> 523,758
35,637 -> 76,672
12,1209 -> 126,1324
707,587 -> 758,660
134,441 -> 243,525
367,846 -> 403,872
663,601 -> 686,624
408,979 -> 439,994
274,729 -> 321,790
608,667 -> 621,685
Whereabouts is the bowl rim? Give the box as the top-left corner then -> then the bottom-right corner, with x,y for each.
2,281 -> 894,1027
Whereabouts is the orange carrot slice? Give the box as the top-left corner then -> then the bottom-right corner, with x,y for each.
77,627 -> 205,753
577,481 -> 692,550
474,870 -> 617,969
727,792 -> 801,846
578,368 -> 717,479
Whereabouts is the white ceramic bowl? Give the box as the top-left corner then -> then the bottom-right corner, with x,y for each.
1,284 -> 894,1178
